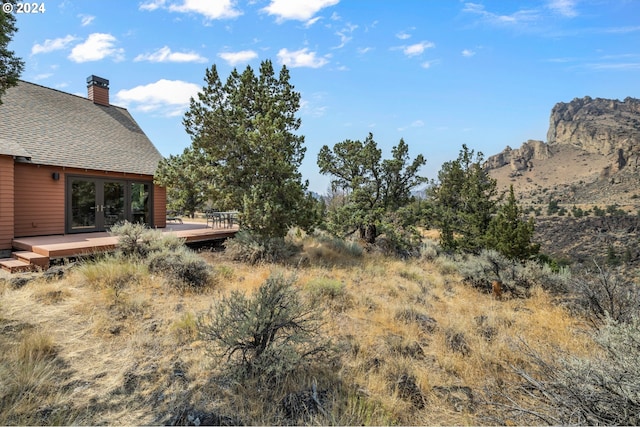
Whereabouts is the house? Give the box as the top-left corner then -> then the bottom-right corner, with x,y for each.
0,75 -> 167,260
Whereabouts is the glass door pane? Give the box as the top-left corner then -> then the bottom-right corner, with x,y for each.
71,180 -> 97,230
131,183 -> 150,225
103,182 -> 125,228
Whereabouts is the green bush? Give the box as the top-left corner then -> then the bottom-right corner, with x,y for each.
110,221 -> 209,289
198,272 -> 330,383
419,239 -> 441,261
224,230 -> 300,264
456,249 -> 569,296
147,247 -> 212,290
593,205 -> 605,217
375,221 -> 423,258
305,277 -> 346,299
110,221 -> 186,258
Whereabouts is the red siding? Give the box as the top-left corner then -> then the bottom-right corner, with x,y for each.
0,156 -> 14,250
14,164 -> 159,238
14,163 -> 65,237
153,184 -> 166,228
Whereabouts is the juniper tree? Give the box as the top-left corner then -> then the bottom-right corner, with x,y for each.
183,60 -> 316,238
430,144 -> 498,253
485,185 -> 539,261
154,147 -> 208,218
317,133 -> 426,244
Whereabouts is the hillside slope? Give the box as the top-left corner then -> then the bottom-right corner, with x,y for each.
486,96 -> 640,208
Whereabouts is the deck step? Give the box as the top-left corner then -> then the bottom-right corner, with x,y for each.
0,258 -> 36,273
13,251 -> 50,269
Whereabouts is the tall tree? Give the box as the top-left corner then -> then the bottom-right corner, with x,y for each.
430,144 -> 498,253
317,133 -> 426,244
154,147 -> 209,218
0,0 -> 25,105
485,185 -> 539,260
183,60 -> 315,238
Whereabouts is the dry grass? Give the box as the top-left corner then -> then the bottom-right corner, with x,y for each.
0,236 -> 598,425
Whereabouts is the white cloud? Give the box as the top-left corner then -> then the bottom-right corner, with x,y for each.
262,0 -> 339,23
31,35 -> 76,55
421,59 -> 440,69
358,47 -> 373,55
277,48 -> 329,68
139,0 -> 165,11
68,33 -> 124,62
79,14 -> 95,26
398,120 -> 424,132
305,17 -> 322,27
462,2 -> 539,25
403,41 -> 435,57
135,46 -> 207,63
547,0 -> 578,17
140,0 -> 241,19
168,0 -> 242,19
334,23 -> 357,49
462,49 -> 475,57
114,79 -> 201,116
300,94 -> 328,117
396,31 -> 411,40
218,50 -> 258,65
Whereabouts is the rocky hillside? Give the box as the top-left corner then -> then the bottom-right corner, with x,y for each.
548,96 -> 640,170
486,96 -> 640,266
486,96 -> 640,208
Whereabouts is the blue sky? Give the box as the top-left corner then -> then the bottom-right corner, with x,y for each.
8,0 -> 640,194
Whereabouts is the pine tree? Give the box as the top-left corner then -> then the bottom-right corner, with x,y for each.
430,144 -> 498,253
0,0 -> 25,105
154,147 -> 208,218
182,60 -> 316,238
485,185 -> 539,260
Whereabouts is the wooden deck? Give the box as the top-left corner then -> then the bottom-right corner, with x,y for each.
12,222 -> 238,258
1,222 -> 238,272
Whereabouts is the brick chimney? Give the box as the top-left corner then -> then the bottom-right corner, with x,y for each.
87,75 -> 109,106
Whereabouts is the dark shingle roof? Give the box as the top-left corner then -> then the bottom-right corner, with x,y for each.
0,80 -> 163,176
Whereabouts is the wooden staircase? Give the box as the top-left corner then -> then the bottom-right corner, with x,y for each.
0,251 -> 50,273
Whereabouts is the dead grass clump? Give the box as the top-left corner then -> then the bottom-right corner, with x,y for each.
395,307 -> 438,334
171,311 -> 198,343
0,329 -> 70,425
78,255 -> 147,292
304,276 -> 351,311
17,329 -> 57,362
306,232 -> 364,259
33,283 -> 71,305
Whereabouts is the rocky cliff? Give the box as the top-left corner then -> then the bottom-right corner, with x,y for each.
486,96 -> 640,173
484,139 -> 551,171
547,96 -> 640,171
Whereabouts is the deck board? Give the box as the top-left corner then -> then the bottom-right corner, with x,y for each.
12,223 -> 238,259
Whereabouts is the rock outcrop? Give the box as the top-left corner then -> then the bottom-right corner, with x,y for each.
486,96 -> 640,173
547,96 -> 640,170
484,139 -> 551,171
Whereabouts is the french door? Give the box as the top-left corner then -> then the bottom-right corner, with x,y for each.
67,177 -> 151,233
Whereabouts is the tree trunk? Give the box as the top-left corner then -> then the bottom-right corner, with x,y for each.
359,224 -> 377,244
